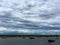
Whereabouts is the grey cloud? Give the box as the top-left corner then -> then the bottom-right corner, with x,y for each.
0,0 -> 60,35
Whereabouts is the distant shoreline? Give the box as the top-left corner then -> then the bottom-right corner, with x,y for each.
0,35 -> 59,37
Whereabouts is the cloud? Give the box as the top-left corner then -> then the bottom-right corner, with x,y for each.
0,0 -> 60,34
0,27 -> 7,31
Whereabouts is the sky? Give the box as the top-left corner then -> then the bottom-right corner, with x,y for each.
0,0 -> 60,35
